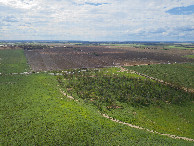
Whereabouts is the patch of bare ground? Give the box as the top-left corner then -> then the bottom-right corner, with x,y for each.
59,89 -> 74,100
25,45 -> 193,71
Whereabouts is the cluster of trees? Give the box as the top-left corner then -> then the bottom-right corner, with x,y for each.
19,44 -> 48,50
58,69 -> 193,110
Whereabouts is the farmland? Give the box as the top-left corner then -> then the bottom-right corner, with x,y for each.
124,63 -> 194,89
0,49 -> 29,74
57,67 -> 194,139
2,73 -> 194,145
100,43 -> 194,50
184,55 -> 194,59
0,42 -> 194,145
24,45 -> 193,71
165,45 -> 194,50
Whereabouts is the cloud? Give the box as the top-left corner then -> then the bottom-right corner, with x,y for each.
0,0 -> 40,9
2,16 -> 18,22
0,0 -> 194,41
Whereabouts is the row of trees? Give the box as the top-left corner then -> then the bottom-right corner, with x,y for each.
18,44 -> 48,50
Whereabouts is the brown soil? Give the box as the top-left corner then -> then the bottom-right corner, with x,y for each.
24,45 -> 194,71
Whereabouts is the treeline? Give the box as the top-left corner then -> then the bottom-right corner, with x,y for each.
19,44 -> 48,50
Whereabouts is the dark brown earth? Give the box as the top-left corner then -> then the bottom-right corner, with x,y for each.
24,45 -> 194,71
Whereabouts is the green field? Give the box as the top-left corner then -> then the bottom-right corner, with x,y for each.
57,67 -> 194,139
2,74 -> 192,145
100,43 -> 147,48
0,49 -> 29,73
100,43 -> 194,50
1,50 -> 194,145
183,55 -> 194,59
124,63 -> 194,89
166,45 -> 194,50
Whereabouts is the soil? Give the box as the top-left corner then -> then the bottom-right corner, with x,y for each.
24,45 -> 194,71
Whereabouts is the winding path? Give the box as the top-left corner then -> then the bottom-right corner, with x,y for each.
102,113 -> 194,142
60,89 -> 194,142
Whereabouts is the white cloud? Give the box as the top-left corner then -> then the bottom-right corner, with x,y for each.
0,0 -> 194,41
0,0 -> 40,9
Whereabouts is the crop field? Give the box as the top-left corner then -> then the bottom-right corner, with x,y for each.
183,55 -> 194,59
0,49 -> 29,73
166,45 -> 194,50
2,74 -> 193,145
124,63 -> 194,89
100,43 -> 194,50
24,45 -> 193,71
57,67 -> 194,139
1,47 -> 194,145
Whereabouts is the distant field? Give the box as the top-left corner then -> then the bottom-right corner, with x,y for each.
100,43 -> 147,48
124,63 -> 194,89
25,45 -> 192,71
0,49 -> 29,73
100,43 -> 194,50
183,55 -> 194,59
166,45 -> 194,50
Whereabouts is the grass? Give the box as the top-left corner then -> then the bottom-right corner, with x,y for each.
100,43 -> 147,48
1,49 -> 194,145
166,45 -> 194,50
1,74 -> 192,145
124,63 -> 194,89
0,49 -> 29,73
57,67 -> 194,139
104,102 -> 194,139
183,55 -> 194,59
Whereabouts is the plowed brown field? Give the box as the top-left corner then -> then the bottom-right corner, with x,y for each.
24,45 -> 193,71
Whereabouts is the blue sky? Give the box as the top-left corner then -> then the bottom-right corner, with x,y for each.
0,0 -> 194,41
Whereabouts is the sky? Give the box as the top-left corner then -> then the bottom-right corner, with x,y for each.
0,0 -> 194,41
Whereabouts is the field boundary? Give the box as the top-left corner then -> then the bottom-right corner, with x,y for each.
102,113 -> 194,142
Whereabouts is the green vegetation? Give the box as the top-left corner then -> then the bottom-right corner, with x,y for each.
183,55 -> 194,59
124,63 -> 194,89
57,67 -> 194,139
166,45 -> 194,50
100,43 -> 146,48
58,68 -> 192,107
100,43 -> 133,46
1,49 -> 194,145
104,102 -> 194,139
100,43 -> 194,50
0,49 -> 29,73
2,74 -> 191,145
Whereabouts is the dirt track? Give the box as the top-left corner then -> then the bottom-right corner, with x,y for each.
59,88 -> 194,142
102,113 -> 194,142
25,45 -> 193,71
